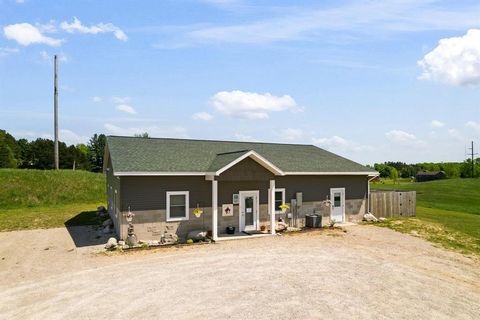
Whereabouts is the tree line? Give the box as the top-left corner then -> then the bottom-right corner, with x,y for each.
371,160 -> 480,180
0,129 -> 106,172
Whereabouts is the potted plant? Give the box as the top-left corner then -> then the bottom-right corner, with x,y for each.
193,206 -> 203,218
226,225 -> 235,234
260,225 -> 266,232
279,203 -> 290,213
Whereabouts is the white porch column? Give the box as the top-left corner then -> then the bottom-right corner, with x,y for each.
212,180 -> 218,241
269,179 -> 276,235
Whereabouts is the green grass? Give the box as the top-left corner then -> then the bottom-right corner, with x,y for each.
372,178 -> 480,215
372,178 -> 480,257
0,169 -> 106,231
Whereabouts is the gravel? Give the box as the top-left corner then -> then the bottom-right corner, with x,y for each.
0,225 -> 479,319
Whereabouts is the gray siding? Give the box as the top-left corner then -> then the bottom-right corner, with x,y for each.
217,157 -> 274,181
120,176 -> 211,211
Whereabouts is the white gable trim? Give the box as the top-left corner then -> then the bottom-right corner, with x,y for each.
214,150 -> 285,176
283,171 -> 379,176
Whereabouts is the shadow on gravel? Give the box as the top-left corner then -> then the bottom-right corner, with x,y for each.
64,211 -> 110,248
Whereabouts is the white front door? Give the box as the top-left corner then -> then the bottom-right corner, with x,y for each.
330,188 -> 345,223
239,191 -> 259,231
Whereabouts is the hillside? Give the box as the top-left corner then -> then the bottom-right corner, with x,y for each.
372,178 -> 480,215
372,178 -> 480,256
0,169 -> 105,231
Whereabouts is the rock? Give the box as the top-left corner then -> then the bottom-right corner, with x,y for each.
286,227 -> 301,232
118,240 -> 125,246
379,217 -> 387,222
103,225 -> 111,234
105,237 -> 117,250
186,230 -> 207,241
276,221 -> 288,232
97,206 -> 107,213
126,234 -> 138,246
160,233 -> 178,245
363,213 -> 378,222
102,219 -> 113,227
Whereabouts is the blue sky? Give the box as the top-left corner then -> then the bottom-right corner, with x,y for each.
1,0 -> 479,164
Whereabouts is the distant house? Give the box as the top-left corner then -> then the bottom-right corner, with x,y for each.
415,170 -> 447,182
103,136 -> 378,241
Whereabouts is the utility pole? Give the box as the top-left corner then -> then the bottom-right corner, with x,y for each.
467,141 -> 477,178
54,55 -> 59,170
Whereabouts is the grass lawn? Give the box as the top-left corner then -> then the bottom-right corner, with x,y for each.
0,169 -> 106,231
372,178 -> 480,257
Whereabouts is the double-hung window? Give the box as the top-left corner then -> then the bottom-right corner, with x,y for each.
166,191 -> 189,221
273,188 -> 286,214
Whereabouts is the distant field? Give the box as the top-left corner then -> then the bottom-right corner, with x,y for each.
372,178 -> 480,257
372,178 -> 480,215
0,169 -> 105,231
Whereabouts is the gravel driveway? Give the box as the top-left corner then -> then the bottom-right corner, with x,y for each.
1,225 -> 479,320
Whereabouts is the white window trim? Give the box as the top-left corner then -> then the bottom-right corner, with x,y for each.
166,191 -> 190,222
269,188 -> 286,215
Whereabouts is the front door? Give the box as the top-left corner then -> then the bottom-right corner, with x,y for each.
239,191 -> 259,231
330,188 -> 345,223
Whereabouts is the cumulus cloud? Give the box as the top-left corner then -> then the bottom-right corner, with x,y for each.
60,17 -> 128,41
466,121 -> 480,133
92,96 -> 102,103
312,135 -> 373,154
0,47 -> 19,57
280,128 -> 303,141
112,96 -> 131,104
104,123 -> 188,138
192,112 -> 213,121
418,29 -> 480,86
431,120 -> 445,128
115,104 -> 136,114
211,90 -> 299,119
385,130 -> 418,144
3,23 -> 63,46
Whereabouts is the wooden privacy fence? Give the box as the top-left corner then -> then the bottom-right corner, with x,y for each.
369,190 -> 416,218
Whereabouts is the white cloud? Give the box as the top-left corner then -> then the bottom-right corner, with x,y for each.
104,123 -> 188,138
431,120 -> 445,128
0,47 -> 19,57
59,129 -> 89,145
211,90 -> 298,119
3,23 -> 63,46
280,128 -> 303,141
447,128 -> 464,141
39,50 -> 67,62
385,130 -> 418,144
466,121 -> 480,133
234,133 -> 256,141
60,17 -> 128,41
112,96 -> 131,104
192,112 -> 213,121
312,135 -> 373,154
418,29 -> 480,86
115,104 -> 137,114
92,96 -> 102,103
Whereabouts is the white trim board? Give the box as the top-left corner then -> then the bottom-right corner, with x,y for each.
214,150 -> 284,176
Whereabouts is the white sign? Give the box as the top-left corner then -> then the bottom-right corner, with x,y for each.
222,204 -> 234,217
232,194 -> 239,204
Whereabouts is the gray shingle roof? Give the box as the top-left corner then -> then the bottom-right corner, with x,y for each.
106,136 -> 376,175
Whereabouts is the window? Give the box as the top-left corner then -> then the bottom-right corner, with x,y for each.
274,188 -> 286,213
166,191 -> 189,221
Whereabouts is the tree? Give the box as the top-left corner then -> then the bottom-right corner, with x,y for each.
134,132 -> 149,138
389,166 -> 399,184
88,134 -> 106,172
0,143 -> 16,168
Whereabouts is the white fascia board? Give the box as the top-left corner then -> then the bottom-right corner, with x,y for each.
114,172 -> 206,176
282,171 -> 379,176
215,150 -> 285,176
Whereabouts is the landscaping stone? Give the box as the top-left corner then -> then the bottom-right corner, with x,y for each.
105,238 -> 117,250
186,230 -> 207,241
103,225 -> 111,234
102,219 -> 113,227
363,213 -> 378,222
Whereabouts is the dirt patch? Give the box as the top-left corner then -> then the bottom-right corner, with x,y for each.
1,225 -> 479,319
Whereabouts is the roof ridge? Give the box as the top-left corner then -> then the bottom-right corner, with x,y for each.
106,135 -> 316,148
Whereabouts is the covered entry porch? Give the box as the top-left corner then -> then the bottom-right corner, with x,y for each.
206,150 -> 284,241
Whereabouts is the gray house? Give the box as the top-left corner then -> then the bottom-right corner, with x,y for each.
104,136 -> 378,241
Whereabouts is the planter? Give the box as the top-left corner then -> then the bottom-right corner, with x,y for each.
226,226 -> 235,235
